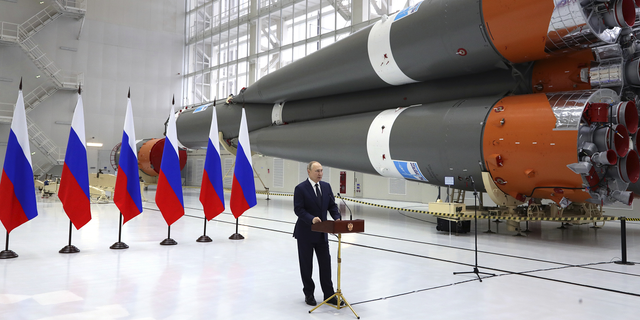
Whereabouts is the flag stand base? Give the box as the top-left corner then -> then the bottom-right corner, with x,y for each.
229,218 -> 244,240
59,245 -> 80,254
228,233 -> 244,240
110,242 -> 129,249
60,222 -> 79,254
196,235 -> 213,242
160,238 -> 178,245
0,250 -> 18,259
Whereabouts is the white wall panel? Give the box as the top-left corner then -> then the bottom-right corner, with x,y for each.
131,49 -> 146,84
118,25 -> 137,50
86,42 -> 104,79
85,19 -> 105,45
116,46 -> 134,81
101,44 -> 118,80
102,21 -> 120,47
99,79 -> 117,115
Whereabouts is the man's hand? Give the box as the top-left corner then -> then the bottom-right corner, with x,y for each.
312,217 -> 321,224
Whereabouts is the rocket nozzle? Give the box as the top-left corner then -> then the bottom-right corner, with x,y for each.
602,0 -> 636,29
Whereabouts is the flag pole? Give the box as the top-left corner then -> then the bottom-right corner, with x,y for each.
161,225 -> 177,245
0,232 -> 18,259
59,220 -> 80,253
197,217 -> 213,242
110,212 -> 129,249
229,218 -> 244,240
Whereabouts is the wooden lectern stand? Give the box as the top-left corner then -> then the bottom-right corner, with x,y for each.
309,220 -> 364,319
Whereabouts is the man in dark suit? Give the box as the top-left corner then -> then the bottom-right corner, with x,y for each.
294,161 -> 342,306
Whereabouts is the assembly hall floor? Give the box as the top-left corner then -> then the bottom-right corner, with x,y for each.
0,187 -> 639,319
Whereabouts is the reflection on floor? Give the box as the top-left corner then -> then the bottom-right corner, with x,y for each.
1,187 -> 639,319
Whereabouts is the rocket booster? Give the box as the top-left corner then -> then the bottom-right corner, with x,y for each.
177,68 -> 528,148
173,0 -> 640,206
249,89 -> 639,206
234,0 -> 639,104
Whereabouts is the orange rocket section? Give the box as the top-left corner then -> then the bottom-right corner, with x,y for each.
137,138 -> 187,177
483,94 -> 591,203
482,0 -> 555,63
531,50 -> 594,93
138,138 -> 162,176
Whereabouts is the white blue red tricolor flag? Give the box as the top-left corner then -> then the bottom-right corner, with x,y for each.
230,108 -> 256,218
0,80 -> 38,233
114,90 -> 143,223
200,103 -> 225,220
156,103 -> 184,225
58,87 -> 91,229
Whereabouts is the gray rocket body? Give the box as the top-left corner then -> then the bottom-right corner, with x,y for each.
250,96 -> 499,192
235,0 -> 504,103
176,68 -> 526,149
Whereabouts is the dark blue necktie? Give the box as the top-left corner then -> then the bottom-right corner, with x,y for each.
315,183 -> 322,206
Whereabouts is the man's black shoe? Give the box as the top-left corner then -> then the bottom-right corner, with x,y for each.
305,295 -> 317,306
326,297 -> 345,307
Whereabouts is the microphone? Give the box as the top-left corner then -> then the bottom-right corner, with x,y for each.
337,193 -> 353,220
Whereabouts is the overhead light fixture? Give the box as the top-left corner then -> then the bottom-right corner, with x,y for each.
35,75 -> 41,78
31,151 -> 36,155
0,77 -> 12,82
54,121 -> 71,125
86,142 -> 103,147
59,46 -> 77,52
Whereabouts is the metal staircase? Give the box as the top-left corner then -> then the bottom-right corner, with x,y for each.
51,0 -> 87,19
0,107 -> 64,175
23,85 -> 59,112
26,116 -> 64,175
0,84 -> 60,123
0,0 -> 86,175
0,1 -> 86,92
19,37 -> 84,89
0,21 -> 19,44
327,0 -> 352,21
17,4 -> 62,41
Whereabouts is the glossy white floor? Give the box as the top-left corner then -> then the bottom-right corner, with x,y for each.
1,187 -> 639,320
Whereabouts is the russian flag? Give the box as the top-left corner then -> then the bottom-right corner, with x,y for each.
156,104 -> 184,226
0,82 -> 38,233
114,92 -> 143,223
200,103 -> 225,220
230,108 -> 257,218
58,88 -> 91,229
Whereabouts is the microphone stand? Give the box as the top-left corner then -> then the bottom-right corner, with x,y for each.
337,193 -> 353,220
453,176 -> 495,282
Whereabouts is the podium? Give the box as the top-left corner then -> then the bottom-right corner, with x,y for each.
309,220 -> 364,319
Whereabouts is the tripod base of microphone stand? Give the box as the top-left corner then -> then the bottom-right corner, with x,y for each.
110,241 -> 129,249
160,238 -> 178,245
59,245 -> 80,254
453,267 -> 496,282
309,290 -> 359,319
196,235 -> 213,242
0,250 -> 18,259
